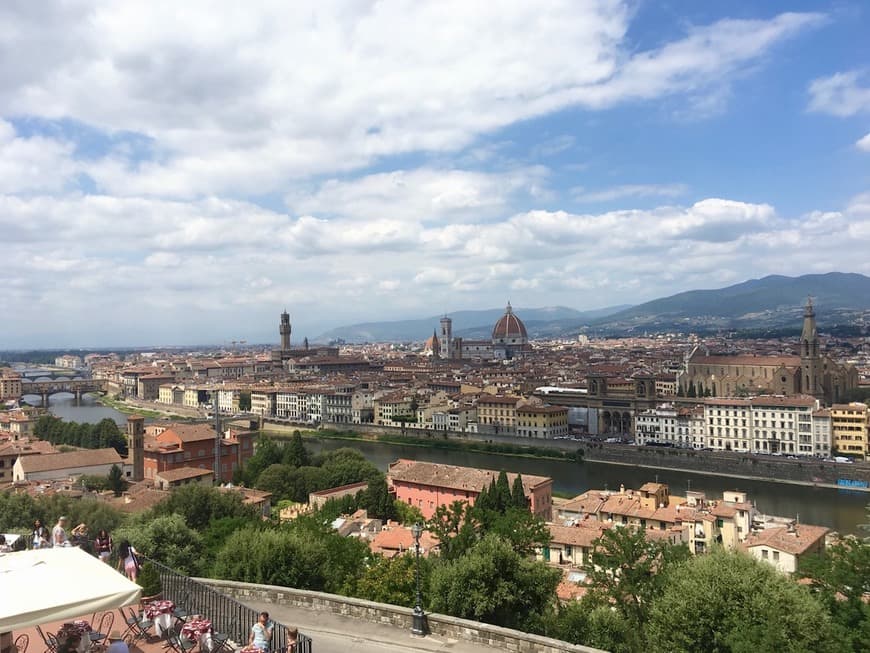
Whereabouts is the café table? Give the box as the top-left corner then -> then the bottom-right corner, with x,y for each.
57,621 -> 92,653
181,618 -> 213,651
143,600 -> 176,636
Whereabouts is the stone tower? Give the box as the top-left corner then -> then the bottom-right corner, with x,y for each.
800,297 -> 821,398
439,316 -> 453,359
279,310 -> 292,352
127,415 -> 145,482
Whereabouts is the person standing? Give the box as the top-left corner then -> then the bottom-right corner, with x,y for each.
31,519 -> 50,549
117,540 -> 140,582
106,631 -> 129,653
95,529 -> 113,563
249,612 -> 273,651
52,516 -> 69,547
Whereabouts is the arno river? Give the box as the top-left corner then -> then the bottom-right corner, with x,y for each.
31,395 -> 869,535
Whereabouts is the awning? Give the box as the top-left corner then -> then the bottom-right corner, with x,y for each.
0,547 -> 141,632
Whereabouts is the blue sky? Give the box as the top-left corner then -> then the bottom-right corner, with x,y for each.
1,1 -> 868,348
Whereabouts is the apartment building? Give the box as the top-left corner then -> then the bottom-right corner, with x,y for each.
476,395 -> 523,435
636,404 -> 705,447
830,402 -> 869,460
704,395 -> 820,455
516,405 -> 569,439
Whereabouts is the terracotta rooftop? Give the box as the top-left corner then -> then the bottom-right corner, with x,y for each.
388,459 -> 551,494
155,467 -> 214,482
691,354 -> 801,367
16,448 -> 122,473
743,523 -> 829,556
548,522 -> 610,547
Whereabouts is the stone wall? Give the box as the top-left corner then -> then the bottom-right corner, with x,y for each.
202,579 -> 607,653
313,421 -> 870,489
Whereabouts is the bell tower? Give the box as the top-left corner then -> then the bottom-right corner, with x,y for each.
279,310 -> 292,352
800,297 -> 821,398
127,415 -> 145,482
439,316 -> 453,359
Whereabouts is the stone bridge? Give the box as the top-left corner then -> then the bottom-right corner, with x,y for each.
20,378 -> 108,404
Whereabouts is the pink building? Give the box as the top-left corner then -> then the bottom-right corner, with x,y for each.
387,458 -> 552,520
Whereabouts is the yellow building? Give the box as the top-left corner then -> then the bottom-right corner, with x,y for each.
516,405 -> 569,439
476,395 -> 522,434
830,402 -> 869,460
0,372 -> 22,401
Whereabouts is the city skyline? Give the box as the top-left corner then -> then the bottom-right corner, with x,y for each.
2,2 -> 869,347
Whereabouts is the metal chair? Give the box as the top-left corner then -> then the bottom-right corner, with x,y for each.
14,633 -> 29,653
89,611 -> 114,647
163,630 -> 196,653
118,606 -> 152,642
34,626 -> 57,653
209,620 -> 235,653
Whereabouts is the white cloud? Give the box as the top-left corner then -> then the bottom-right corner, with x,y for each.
0,4 -> 824,197
857,132 -> 870,152
572,183 -> 688,203
808,71 -> 870,116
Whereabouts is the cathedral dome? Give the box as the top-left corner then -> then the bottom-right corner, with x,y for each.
492,302 -> 528,341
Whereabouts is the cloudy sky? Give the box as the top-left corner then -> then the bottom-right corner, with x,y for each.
2,1 -> 869,348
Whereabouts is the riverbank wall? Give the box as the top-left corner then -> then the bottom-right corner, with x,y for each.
309,421 -> 870,491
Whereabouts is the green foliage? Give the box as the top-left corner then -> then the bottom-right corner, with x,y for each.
549,601 -> 640,653
213,517 -> 369,594
238,391 -> 252,412
79,474 -> 110,491
648,548 -> 840,653
33,415 -> 128,455
107,464 -> 125,496
115,514 -> 203,575
494,470 -> 512,512
428,501 -> 480,561
150,484 -> 258,531
510,474 -> 528,509
487,508 -> 551,556
0,492 -> 124,535
315,447 -> 381,487
240,435 -> 284,486
317,493 -> 362,522
362,476 -> 397,522
283,431 -> 311,468
355,553 -> 431,607
799,537 -> 870,651
256,464 -> 330,503
137,562 -> 162,597
582,526 -> 690,639
429,534 -> 560,631
394,500 -> 424,525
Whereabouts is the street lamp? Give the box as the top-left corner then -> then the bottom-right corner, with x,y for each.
410,521 -> 427,636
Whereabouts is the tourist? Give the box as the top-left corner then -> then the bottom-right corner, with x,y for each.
106,631 -> 129,653
95,529 -> 113,563
285,627 -> 298,653
71,522 -> 89,547
31,519 -> 50,549
53,516 -> 70,547
0,534 -> 11,553
117,540 -> 140,582
249,612 -> 273,651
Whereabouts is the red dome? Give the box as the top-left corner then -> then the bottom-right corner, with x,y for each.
492,302 -> 527,340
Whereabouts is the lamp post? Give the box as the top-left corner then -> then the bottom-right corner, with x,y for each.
410,521 -> 426,636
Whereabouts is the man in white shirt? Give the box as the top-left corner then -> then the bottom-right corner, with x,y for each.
52,516 -> 69,547
106,632 -> 129,653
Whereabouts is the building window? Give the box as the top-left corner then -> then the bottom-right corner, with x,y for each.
762,549 -> 768,559
772,551 -> 780,562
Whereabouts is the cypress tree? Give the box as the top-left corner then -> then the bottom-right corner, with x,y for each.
495,470 -> 511,513
511,474 -> 527,509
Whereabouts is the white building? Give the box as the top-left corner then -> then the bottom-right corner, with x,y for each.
636,404 -> 705,447
13,448 -> 123,482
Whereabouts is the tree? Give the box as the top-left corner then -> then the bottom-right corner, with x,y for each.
363,476 -> 398,522
355,553 -> 432,607
510,474 -> 528,509
107,464 -> 125,496
494,471 -> 512,513
150,485 -> 258,531
240,435 -> 283,486
686,381 -> 697,398
115,513 -> 203,575
648,548 -> 841,653
583,526 -> 690,639
799,537 -> 870,651
488,508 -> 551,556
283,431 -> 311,468
428,500 -> 479,560
429,534 -> 560,631
394,500 -> 424,525
238,391 -> 252,412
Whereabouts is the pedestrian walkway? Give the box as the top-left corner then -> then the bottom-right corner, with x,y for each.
244,599 -> 501,653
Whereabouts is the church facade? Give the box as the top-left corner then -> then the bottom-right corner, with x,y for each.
679,299 -> 858,405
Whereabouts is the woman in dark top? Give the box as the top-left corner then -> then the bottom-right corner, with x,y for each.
95,529 -> 113,563
31,519 -> 50,549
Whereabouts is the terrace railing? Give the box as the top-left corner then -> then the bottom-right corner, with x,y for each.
143,557 -> 312,653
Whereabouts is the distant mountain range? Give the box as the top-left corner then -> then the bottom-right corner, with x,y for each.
592,272 -> 870,335
316,273 -> 870,343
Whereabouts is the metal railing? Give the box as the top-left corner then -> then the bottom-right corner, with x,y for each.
143,557 -> 312,653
